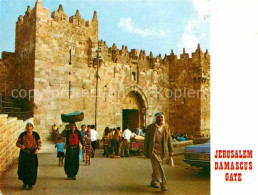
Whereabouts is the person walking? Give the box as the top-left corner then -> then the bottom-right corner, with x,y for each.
144,112 -> 174,192
85,131 -> 93,165
16,122 -> 42,190
61,123 -> 84,180
80,124 -> 87,162
55,137 -> 65,166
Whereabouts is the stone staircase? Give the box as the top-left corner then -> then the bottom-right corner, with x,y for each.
0,95 -> 33,121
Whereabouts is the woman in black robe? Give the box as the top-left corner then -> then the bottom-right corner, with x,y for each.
16,122 -> 42,190
61,123 -> 84,180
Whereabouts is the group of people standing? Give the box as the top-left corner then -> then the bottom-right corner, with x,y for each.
102,126 -> 142,157
16,112 -> 174,192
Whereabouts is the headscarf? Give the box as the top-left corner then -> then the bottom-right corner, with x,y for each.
69,122 -> 79,131
151,112 -> 165,125
25,121 -> 34,130
52,124 -> 57,131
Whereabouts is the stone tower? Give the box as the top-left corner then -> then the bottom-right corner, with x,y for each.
168,45 -> 210,136
0,0 -> 210,139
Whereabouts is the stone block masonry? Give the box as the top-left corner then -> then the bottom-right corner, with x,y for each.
0,0 -> 210,140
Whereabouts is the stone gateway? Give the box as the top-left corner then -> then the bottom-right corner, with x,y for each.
0,0 -> 210,140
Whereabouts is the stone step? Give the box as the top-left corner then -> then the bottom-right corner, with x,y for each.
2,96 -> 14,102
13,107 -> 21,112
2,101 -> 14,107
1,107 -> 13,113
0,106 -> 33,121
1,112 -> 12,117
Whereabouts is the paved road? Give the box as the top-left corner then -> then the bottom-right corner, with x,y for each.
0,144 -> 210,195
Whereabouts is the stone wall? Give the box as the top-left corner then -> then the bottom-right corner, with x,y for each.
1,0 -> 210,140
0,52 -> 17,98
0,114 -> 33,174
14,4 -> 37,111
33,58 -> 171,139
28,2 -> 170,139
200,48 -> 210,137
168,46 -> 210,136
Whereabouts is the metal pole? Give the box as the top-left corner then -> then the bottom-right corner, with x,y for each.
0,94 -> 2,113
95,43 -> 101,131
95,54 -> 99,131
145,111 -> 147,128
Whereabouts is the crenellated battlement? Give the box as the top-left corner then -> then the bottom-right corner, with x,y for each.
51,4 -> 68,22
191,44 -> 210,61
98,40 -> 209,70
15,0 -> 208,72
16,5 -> 36,26
16,1 -> 98,35
16,0 -> 49,25
98,40 -> 164,68
51,5 -> 98,31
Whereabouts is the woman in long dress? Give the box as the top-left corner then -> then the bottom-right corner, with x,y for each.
16,122 -> 42,190
61,123 -> 84,180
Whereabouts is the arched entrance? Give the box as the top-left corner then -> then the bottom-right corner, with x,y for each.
122,89 -> 147,131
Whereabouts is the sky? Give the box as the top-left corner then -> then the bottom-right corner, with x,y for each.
0,0 -> 210,58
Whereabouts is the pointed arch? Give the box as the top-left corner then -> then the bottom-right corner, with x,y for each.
123,85 -> 148,109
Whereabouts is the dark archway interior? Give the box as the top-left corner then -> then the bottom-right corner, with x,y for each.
122,91 -> 146,131
122,109 -> 139,131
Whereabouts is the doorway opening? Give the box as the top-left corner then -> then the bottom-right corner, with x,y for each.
122,109 -> 139,131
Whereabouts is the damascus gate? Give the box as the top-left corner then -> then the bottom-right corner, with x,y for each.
0,0 -> 210,140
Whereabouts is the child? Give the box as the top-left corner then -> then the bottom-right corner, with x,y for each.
80,125 -> 87,162
85,136 -> 93,165
55,137 -> 65,166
